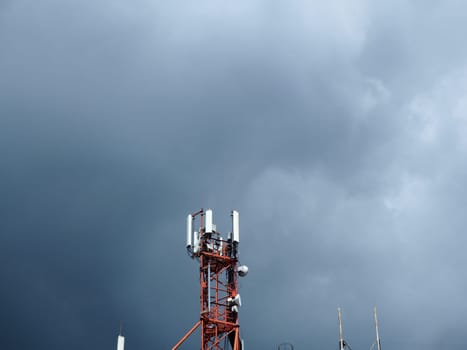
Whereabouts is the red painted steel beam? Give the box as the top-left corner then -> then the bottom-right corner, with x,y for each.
171,320 -> 201,350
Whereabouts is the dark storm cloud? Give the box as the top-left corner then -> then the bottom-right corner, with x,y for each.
2,1 -> 467,349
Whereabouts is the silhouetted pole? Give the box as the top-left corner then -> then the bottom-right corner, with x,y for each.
338,307 -> 345,350
374,307 -> 381,350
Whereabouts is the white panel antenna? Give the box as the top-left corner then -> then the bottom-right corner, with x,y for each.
232,210 -> 239,243
117,335 -> 125,350
228,294 -> 241,307
233,294 -> 241,307
205,209 -> 213,233
186,214 -> 193,248
193,231 -> 200,254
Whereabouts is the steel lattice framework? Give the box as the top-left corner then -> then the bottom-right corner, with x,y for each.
172,209 -> 245,350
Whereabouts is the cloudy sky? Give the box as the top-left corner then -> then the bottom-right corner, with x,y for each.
2,0 -> 467,349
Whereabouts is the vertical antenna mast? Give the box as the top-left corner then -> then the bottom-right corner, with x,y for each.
338,307 -> 345,350
374,306 -> 382,350
173,209 -> 248,350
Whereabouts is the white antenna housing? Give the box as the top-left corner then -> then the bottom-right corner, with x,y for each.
205,209 -> 213,233
186,214 -> 193,248
117,335 -> 125,350
232,210 -> 239,243
218,237 -> 223,256
228,294 -> 241,307
238,265 -> 249,277
193,231 -> 200,254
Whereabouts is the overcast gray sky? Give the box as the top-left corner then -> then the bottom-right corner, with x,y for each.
2,0 -> 467,349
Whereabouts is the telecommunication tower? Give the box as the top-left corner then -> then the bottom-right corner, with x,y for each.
172,209 -> 248,350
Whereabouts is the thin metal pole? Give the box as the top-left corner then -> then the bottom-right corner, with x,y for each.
338,307 -> 345,350
208,262 -> 211,312
374,306 -> 381,350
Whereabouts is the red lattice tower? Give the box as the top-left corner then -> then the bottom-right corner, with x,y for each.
172,209 -> 248,350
